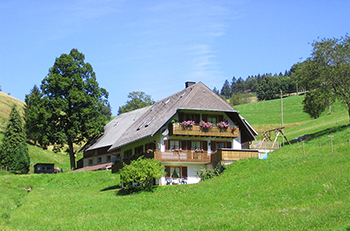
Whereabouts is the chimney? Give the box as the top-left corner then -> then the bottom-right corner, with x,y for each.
185,81 -> 196,88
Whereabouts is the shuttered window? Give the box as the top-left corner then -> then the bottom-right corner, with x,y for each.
202,141 -> 208,151
181,140 -> 191,150
182,166 -> 188,178
211,141 -> 216,151
165,166 -> 171,177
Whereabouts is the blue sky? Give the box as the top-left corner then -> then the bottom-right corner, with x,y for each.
0,0 -> 349,115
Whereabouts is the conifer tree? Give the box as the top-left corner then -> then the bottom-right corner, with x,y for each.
24,85 -> 50,147
0,105 -> 30,173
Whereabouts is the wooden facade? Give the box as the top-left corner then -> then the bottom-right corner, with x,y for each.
211,149 -> 259,162
171,123 -> 239,138
154,151 -> 211,163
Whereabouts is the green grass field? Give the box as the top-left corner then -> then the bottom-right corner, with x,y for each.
1,94 -> 350,230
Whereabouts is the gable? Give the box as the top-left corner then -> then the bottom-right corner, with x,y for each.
86,82 -> 256,153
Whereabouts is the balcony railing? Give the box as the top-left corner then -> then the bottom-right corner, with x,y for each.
154,151 -> 211,163
211,148 -> 259,162
171,123 -> 239,138
112,149 -> 260,173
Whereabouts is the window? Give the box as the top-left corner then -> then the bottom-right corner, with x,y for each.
171,167 -> 181,178
217,142 -> 226,149
97,157 -> 102,163
170,140 -> 180,150
106,155 -> 111,162
184,114 -> 194,121
192,141 -> 201,150
124,149 -> 132,159
146,142 -> 156,151
88,159 -> 93,165
165,166 -> 188,178
135,145 -> 143,155
208,115 -> 217,124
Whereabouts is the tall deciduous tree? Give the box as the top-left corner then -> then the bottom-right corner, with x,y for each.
118,91 -> 154,115
298,35 -> 350,122
302,90 -> 329,119
0,105 -> 30,173
38,49 -> 108,170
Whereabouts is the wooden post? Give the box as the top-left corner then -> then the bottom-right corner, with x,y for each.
329,135 -> 334,154
302,141 -> 305,156
281,90 -> 284,146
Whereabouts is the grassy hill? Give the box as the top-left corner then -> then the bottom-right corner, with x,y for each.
1,93 -> 349,230
0,91 -> 25,132
0,91 -> 76,173
235,94 -> 349,141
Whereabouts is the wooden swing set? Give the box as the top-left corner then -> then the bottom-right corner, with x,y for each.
258,127 -> 291,149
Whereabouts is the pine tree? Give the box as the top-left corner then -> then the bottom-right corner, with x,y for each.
0,105 -> 30,173
220,79 -> 231,99
24,85 -> 50,147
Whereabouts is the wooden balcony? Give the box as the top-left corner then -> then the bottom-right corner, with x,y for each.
171,123 -> 239,138
154,151 -> 211,163
211,148 -> 259,162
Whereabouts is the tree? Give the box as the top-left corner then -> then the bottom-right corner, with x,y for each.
302,90 -> 328,119
220,79 -> 231,99
118,91 -> 154,115
101,102 -> 112,121
230,76 -> 237,94
24,85 -> 50,147
0,105 -> 30,173
35,49 -> 108,170
298,35 -> 350,122
245,76 -> 258,92
120,157 -> 164,191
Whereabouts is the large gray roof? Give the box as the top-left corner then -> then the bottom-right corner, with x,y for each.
85,106 -> 150,151
84,82 -> 255,153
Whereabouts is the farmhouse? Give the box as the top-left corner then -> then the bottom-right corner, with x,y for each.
79,82 -> 259,184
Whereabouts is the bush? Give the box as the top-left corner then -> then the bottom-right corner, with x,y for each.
196,162 -> 226,181
120,157 -> 164,191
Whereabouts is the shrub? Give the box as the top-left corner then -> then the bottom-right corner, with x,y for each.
196,162 -> 226,181
120,157 -> 165,191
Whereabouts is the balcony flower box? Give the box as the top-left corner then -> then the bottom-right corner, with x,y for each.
199,121 -> 213,132
216,121 -> 229,131
180,120 -> 195,130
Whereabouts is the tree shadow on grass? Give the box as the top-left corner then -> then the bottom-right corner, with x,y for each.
307,124 -> 350,141
100,184 -> 158,196
287,124 -> 350,145
100,185 -> 121,192
115,186 -> 159,196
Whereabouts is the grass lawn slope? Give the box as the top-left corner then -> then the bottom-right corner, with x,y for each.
0,92 -> 77,173
1,94 -> 349,230
0,91 -> 25,132
235,94 -> 349,141
1,123 -> 350,230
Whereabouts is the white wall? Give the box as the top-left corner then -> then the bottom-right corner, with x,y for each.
159,163 -> 205,185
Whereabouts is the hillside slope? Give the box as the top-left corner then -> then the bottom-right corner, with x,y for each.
0,91 -> 25,132
1,130 -> 349,230
1,93 -> 350,230
235,94 -> 349,140
0,92 -> 73,172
